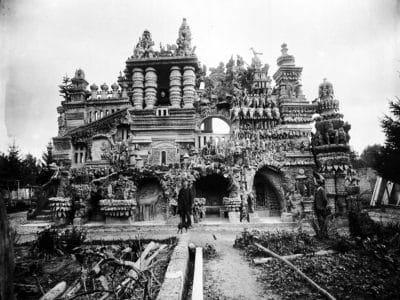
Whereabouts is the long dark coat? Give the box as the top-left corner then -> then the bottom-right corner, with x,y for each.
178,187 -> 194,213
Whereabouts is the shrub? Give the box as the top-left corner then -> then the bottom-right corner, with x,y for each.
31,226 -> 87,257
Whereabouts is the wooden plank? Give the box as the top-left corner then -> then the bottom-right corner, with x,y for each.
370,176 -> 382,206
382,181 -> 394,205
192,247 -> 203,300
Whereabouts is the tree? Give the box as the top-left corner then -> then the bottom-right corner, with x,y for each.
359,144 -> 383,168
21,154 -> 40,186
0,143 -> 23,190
375,98 -> 400,183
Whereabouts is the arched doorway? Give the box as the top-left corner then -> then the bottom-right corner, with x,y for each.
198,117 -> 231,152
253,167 -> 283,216
136,177 -> 165,221
194,173 -> 230,215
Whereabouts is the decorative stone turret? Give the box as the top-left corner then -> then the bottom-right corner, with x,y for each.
90,83 -> 98,99
312,79 -> 352,214
111,82 -> 119,98
100,83 -> 109,99
170,66 -> 182,108
182,66 -> 195,108
132,68 -> 144,109
144,67 -> 157,109
273,43 -> 305,103
176,18 -> 195,56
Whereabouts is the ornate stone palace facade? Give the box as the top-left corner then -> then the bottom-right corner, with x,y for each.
51,19 -> 355,220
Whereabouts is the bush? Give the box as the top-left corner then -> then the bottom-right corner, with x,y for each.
31,226 -> 86,257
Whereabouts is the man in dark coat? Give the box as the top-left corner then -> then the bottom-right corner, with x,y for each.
314,179 -> 329,237
178,180 -> 194,227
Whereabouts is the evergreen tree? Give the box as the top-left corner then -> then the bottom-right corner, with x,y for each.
375,98 -> 400,183
37,143 -> 55,185
359,144 -> 383,168
21,154 -> 39,186
0,143 -> 23,189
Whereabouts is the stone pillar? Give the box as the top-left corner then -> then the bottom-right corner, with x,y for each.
182,66 -> 195,108
169,66 -> 182,108
90,83 -> 98,99
100,83 -> 108,99
144,67 -> 157,109
132,68 -> 144,109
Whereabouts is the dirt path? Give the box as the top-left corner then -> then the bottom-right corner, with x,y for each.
189,230 -> 278,300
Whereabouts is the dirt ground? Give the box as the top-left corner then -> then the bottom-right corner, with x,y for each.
189,230 -> 279,300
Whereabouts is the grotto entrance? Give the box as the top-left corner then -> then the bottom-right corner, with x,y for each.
253,167 -> 283,216
136,177 -> 166,221
194,173 -> 230,215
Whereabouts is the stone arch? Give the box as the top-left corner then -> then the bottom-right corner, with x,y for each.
253,165 -> 285,216
198,115 -> 232,130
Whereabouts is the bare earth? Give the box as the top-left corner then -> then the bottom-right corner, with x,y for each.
189,230 -> 279,300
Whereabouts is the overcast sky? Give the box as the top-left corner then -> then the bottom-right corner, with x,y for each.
0,0 -> 399,159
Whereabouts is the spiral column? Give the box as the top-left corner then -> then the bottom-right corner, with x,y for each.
182,66 -> 195,108
132,68 -> 144,109
144,67 -> 157,109
169,66 -> 182,108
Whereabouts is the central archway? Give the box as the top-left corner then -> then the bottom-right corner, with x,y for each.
194,173 -> 230,215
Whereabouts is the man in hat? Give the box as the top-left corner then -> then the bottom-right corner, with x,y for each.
178,179 -> 194,228
314,179 -> 329,237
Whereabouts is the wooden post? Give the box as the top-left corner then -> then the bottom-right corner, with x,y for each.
0,198 -> 16,300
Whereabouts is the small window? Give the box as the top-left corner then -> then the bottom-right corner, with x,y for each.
161,151 -> 167,165
74,153 -> 78,164
95,111 -> 98,120
89,112 -> 92,122
106,110 -> 109,116
112,109 -> 115,113
100,110 -> 103,118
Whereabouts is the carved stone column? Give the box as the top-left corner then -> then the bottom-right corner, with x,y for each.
182,66 -> 195,108
169,66 -> 182,108
132,68 -> 144,109
145,67 -> 157,109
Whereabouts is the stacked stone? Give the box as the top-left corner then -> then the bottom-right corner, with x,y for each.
145,67 -> 157,109
170,66 -> 182,108
182,66 -> 195,108
132,68 -> 144,109
313,79 -> 352,215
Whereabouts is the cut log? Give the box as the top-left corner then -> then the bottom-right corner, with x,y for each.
254,243 -> 336,300
39,281 -> 67,300
133,241 -> 157,269
14,283 -> 40,294
62,279 -> 81,298
142,244 -> 167,269
253,250 -> 337,265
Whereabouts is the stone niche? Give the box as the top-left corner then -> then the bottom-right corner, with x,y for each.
91,136 -> 111,161
136,177 -> 166,221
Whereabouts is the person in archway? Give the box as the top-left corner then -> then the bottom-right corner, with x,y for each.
178,180 -> 194,228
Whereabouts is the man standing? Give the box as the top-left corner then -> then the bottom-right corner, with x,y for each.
178,180 -> 194,227
314,179 -> 329,237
